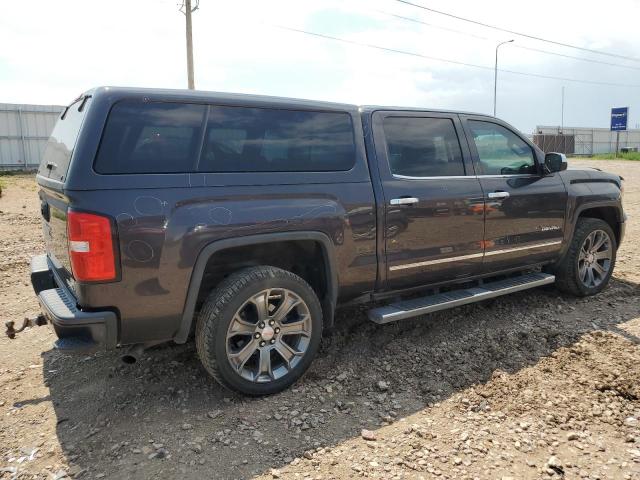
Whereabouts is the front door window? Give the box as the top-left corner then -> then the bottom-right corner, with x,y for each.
468,121 -> 536,176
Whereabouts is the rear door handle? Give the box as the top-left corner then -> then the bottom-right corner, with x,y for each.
390,197 -> 419,206
487,191 -> 510,199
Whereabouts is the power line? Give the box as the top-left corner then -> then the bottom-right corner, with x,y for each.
374,9 -> 640,72
375,9 -> 490,41
392,0 -> 640,63
513,44 -> 640,71
274,25 -> 640,88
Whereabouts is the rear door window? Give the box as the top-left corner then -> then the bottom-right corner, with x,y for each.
382,117 -> 465,177
198,106 -> 355,172
94,101 -> 206,174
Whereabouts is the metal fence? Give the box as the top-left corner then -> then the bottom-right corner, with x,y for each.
533,125 -> 640,155
0,103 -> 63,170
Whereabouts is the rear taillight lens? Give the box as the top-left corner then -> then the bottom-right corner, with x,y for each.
67,210 -> 116,282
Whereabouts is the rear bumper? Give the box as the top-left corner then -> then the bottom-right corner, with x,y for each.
31,254 -> 118,352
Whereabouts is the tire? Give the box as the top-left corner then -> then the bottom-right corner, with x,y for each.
195,266 -> 323,395
554,218 -> 617,297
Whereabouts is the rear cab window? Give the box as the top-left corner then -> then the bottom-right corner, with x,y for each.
94,101 -> 356,174
94,102 -> 206,174
200,106 -> 355,172
39,96 -> 92,182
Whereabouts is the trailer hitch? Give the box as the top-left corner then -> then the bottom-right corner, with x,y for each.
5,314 -> 47,339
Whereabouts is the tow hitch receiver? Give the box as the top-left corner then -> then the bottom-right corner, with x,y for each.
5,314 -> 47,339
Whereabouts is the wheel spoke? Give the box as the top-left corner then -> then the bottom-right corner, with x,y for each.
227,316 -> 256,337
229,339 -> 258,371
578,262 -> 587,280
585,267 -> 595,287
271,291 -> 301,323
593,262 -> 607,277
279,316 -> 311,336
258,348 -> 273,380
592,231 -> 607,252
251,290 -> 270,322
274,339 -> 299,368
594,250 -> 611,260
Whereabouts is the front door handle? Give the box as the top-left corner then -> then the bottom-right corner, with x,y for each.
390,197 -> 419,206
487,191 -> 510,199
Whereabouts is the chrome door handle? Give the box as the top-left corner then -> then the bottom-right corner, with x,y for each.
390,197 -> 419,206
487,191 -> 510,199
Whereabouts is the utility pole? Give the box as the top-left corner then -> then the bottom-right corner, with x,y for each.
561,86 -> 565,132
561,86 -> 565,153
493,39 -> 513,116
180,0 -> 199,90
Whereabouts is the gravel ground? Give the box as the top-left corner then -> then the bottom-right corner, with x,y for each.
0,159 -> 639,480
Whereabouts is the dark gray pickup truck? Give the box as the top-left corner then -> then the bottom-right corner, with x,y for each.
9,86 -> 625,395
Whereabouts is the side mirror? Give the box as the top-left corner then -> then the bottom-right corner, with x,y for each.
544,152 -> 568,173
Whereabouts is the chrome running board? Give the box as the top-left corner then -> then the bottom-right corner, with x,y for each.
368,272 -> 555,324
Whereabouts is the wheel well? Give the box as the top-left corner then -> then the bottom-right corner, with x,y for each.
578,207 -> 621,244
195,240 -> 328,315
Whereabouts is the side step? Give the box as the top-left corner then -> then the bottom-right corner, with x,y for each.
368,272 -> 555,324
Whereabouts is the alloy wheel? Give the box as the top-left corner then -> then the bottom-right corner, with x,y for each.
578,229 -> 612,288
225,288 -> 312,383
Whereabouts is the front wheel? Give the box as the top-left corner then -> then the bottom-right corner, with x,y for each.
554,218 -> 617,297
195,266 -> 323,395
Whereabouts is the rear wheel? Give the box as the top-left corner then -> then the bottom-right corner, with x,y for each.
195,266 -> 323,395
554,218 -> 616,297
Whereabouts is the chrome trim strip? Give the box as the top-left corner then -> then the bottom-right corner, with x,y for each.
389,239 -> 562,271
476,174 -> 538,178
391,173 -> 540,181
484,239 -> 562,256
392,174 -> 475,180
389,252 -> 484,271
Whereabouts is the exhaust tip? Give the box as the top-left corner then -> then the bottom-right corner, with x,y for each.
120,344 -> 146,365
121,354 -> 137,364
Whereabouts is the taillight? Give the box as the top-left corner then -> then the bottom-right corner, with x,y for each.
67,210 -> 116,282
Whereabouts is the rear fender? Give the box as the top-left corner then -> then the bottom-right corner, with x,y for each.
174,231 -> 338,343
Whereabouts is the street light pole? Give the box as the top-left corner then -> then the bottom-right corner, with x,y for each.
493,39 -> 514,117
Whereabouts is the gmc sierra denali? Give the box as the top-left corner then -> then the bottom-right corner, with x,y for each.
8,87 -> 625,395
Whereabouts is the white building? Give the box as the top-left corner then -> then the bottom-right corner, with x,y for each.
533,125 -> 640,155
0,103 -> 63,170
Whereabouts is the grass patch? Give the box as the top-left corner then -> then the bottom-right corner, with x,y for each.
0,169 -> 38,194
579,152 -> 640,161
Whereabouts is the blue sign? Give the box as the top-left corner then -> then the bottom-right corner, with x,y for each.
611,107 -> 628,131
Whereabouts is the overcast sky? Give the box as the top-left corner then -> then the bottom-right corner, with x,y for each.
1,0 -> 639,133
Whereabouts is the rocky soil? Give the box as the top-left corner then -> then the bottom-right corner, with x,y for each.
0,159 -> 639,480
